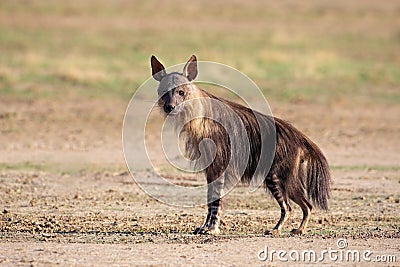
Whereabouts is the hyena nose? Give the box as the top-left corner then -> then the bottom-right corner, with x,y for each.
164,104 -> 175,113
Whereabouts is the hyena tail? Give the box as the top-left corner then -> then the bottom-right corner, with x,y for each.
306,144 -> 332,211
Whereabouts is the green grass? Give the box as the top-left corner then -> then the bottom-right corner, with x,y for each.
0,162 -> 50,172
0,0 -> 399,104
332,165 -> 400,172
0,162 -> 127,175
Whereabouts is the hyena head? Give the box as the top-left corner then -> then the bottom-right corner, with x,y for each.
151,55 -> 199,115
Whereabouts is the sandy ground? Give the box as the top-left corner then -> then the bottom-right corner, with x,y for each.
0,97 -> 399,266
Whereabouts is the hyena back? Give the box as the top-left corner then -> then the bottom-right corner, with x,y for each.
150,55 -> 332,235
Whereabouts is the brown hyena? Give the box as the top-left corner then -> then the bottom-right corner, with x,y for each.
150,55 -> 332,235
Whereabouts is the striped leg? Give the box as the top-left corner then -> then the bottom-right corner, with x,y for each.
193,199 -> 222,235
264,174 -> 290,235
194,176 -> 224,235
193,208 -> 211,235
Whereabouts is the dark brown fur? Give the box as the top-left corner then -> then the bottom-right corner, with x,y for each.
151,55 -> 332,235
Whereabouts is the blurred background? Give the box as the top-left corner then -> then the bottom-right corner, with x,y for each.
0,0 -> 399,171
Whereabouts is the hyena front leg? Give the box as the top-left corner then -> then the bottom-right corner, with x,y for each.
193,199 -> 222,235
194,175 -> 224,235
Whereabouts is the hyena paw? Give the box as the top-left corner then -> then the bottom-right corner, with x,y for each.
207,225 -> 220,235
290,228 -> 305,235
193,225 -> 220,235
193,226 -> 206,235
264,229 -> 281,236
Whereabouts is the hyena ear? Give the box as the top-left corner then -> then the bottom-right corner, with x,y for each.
151,55 -> 166,82
182,55 -> 198,81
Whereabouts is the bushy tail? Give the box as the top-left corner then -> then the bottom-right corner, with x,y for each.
306,145 -> 332,210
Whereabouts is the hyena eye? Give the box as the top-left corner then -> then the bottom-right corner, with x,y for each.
178,90 -> 185,96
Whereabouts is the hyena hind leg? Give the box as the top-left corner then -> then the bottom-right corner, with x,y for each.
290,193 -> 313,235
264,175 -> 291,236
